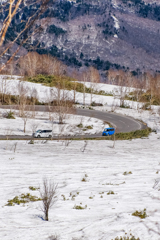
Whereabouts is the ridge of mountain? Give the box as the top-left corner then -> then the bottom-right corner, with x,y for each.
1,0 -> 160,74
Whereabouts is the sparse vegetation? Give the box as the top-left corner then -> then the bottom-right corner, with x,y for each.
123,171 -> 132,175
27,74 -> 113,97
3,111 -> 15,119
48,234 -> 60,240
86,125 -> 93,129
89,196 -> 94,199
103,182 -> 125,186
81,173 -> 88,182
47,24 -> 67,36
28,140 -> 34,144
107,191 -> 115,195
132,208 -> 147,219
74,128 -> 152,141
126,90 -> 160,106
114,128 -> 151,140
77,123 -> 83,128
61,194 -> 66,201
112,234 -> 140,240
91,101 -> 103,106
0,92 -> 41,105
29,186 -> 39,191
73,204 -> 87,210
6,193 -> 41,206
81,177 -> 87,182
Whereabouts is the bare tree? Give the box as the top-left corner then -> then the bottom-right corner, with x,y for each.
4,127 -> 13,150
0,77 -> 10,104
50,83 -> 75,124
40,178 -> 58,221
17,80 -> 29,117
19,52 -> 65,77
80,140 -> 88,153
72,69 -> 78,104
88,66 -> 100,105
30,87 -> 38,118
30,119 -> 39,135
81,70 -> 89,106
22,108 -> 31,133
49,113 -> 54,140
0,0 -> 51,72
58,123 -> 65,141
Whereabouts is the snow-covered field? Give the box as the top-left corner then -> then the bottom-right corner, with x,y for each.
1,75 -> 160,240
1,133 -> 160,240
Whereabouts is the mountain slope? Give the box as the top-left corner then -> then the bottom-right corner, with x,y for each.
1,0 -> 160,73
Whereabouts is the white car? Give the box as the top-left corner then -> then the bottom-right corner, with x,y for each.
33,129 -> 52,138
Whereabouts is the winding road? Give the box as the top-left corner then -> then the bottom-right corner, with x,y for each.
0,105 -> 146,140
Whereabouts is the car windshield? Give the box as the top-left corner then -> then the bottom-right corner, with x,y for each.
104,128 -> 109,131
36,130 -> 41,133
104,128 -> 114,132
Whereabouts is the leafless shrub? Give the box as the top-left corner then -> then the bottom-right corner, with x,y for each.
48,235 -> 60,240
19,52 -> 66,77
30,120 -> 39,135
80,140 -> 88,153
49,86 -> 75,125
17,80 -> 29,117
40,178 -> 58,221
88,66 -> 100,105
0,0 -> 52,73
62,139 -> 72,149
13,142 -> 18,153
22,110 -> 31,133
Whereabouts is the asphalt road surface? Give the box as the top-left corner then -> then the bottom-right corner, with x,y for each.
0,105 -> 146,140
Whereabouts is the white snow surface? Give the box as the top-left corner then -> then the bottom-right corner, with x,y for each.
1,75 -> 160,239
112,15 -> 120,30
0,134 -> 160,240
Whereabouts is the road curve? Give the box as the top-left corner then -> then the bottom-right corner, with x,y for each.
76,108 -> 146,133
0,105 -> 146,140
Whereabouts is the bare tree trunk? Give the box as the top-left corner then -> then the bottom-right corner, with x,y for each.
113,132 -> 115,148
88,67 -> 100,105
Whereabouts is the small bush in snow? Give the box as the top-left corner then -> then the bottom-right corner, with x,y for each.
107,191 -> 115,195
91,101 -> 103,106
132,208 -> 147,219
48,234 -> 60,240
112,234 -> 140,240
28,140 -> 34,144
86,125 -> 93,129
123,171 -> 132,175
73,204 -> 87,210
6,193 -> 41,206
81,174 -> 88,182
61,194 -> 66,201
77,123 -> 83,128
3,111 -> 15,119
29,186 -> 39,191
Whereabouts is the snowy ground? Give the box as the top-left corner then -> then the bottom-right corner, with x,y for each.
0,109 -> 106,136
1,133 -> 160,240
1,75 -> 160,240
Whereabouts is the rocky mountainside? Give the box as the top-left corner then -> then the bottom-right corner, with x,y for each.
1,0 -> 160,74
